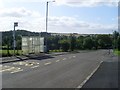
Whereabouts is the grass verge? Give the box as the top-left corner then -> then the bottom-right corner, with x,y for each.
0,50 -> 22,57
114,50 -> 120,56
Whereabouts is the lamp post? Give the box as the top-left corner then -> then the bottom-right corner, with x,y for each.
45,0 -> 55,53
13,22 -> 18,56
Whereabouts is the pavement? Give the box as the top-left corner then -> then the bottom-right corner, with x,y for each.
82,55 -> 118,88
0,52 -> 68,64
0,56 -> 28,64
0,51 -> 86,64
1,50 -> 118,88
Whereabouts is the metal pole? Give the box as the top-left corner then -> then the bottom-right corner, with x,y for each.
13,22 -> 18,56
45,1 -> 48,53
13,25 -> 16,56
108,34 -> 110,54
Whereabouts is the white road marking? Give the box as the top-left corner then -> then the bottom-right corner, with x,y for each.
13,61 -> 27,65
1,65 -> 23,73
3,66 -> 10,68
0,65 -> 11,72
76,61 -> 103,88
2,67 -> 15,72
60,55 -> 63,56
37,63 -> 39,64
25,63 -> 34,66
13,61 -> 39,67
31,65 -> 39,68
62,58 -> 66,60
11,69 -> 23,74
44,62 -> 52,65
73,56 -> 76,58
56,60 -> 60,62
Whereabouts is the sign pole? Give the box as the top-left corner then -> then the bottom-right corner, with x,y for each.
13,22 -> 18,56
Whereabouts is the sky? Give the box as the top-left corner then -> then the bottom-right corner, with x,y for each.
0,0 -> 119,34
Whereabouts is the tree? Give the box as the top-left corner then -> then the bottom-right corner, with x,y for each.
59,39 -> 70,52
83,37 -> 94,49
16,35 -> 22,55
113,31 -> 119,49
117,36 -> 120,50
4,36 -> 11,56
69,34 -> 76,51
91,35 -> 98,50
98,39 -> 105,49
97,34 -> 112,49
76,36 -> 84,50
113,31 -> 119,40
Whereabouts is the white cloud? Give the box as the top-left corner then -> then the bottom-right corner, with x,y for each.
0,0 -> 4,8
55,0 -> 119,7
0,15 -> 117,34
0,7 -> 42,31
48,16 -> 117,34
1,0 -> 119,7
0,7 -> 117,34
0,7 -> 41,18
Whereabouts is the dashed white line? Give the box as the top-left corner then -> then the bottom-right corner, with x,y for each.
73,56 -> 76,58
56,60 -> 60,62
60,55 -> 63,56
44,62 -> 52,65
2,67 -> 15,72
11,69 -> 23,74
31,65 -> 39,68
76,61 -> 103,88
37,63 -> 39,64
62,58 -> 66,60
25,63 -> 34,66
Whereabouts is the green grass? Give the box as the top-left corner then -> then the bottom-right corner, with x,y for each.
0,50 -> 22,56
114,50 -> 120,56
49,49 -> 63,52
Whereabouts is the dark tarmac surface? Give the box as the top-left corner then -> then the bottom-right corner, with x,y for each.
82,61 -> 118,88
1,50 -> 118,88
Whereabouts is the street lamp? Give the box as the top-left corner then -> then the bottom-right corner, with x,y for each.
45,0 -> 55,53
13,22 -> 18,56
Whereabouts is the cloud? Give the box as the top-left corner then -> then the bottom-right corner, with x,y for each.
0,7 -> 41,18
2,0 -> 119,7
0,7 -> 117,34
0,7 -> 41,31
47,16 -> 117,34
55,0 -> 119,7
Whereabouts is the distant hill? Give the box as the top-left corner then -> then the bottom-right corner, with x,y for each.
1,30 -> 55,38
1,30 -> 39,37
1,30 -> 110,38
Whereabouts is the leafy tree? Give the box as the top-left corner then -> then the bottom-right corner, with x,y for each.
2,30 -> 119,56
6,37 -> 10,55
113,31 -> 119,39
97,34 -> 112,49
69,34 -> 76,51
83,37 -> 94,49
76,36 -> 84,50
59,39 -> 70,52
117,36 -> 120,50
91,35 -> 98,50
98,39 -> 105,48
113,31 -> 119,49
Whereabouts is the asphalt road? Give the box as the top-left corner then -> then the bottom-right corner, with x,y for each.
82,55 -> 118,88
1,50 -> 118,88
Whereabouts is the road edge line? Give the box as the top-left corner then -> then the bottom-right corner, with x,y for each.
76,61 -> 103,89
